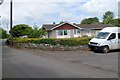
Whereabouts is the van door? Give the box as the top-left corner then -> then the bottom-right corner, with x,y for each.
107,33 -> 118,50
118,33 -> 120,49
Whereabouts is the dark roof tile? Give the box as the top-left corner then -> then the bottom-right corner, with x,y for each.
75,24 -> 114,29
42,23 -> 114,30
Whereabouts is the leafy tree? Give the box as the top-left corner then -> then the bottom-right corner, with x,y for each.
0,28 -> 9,39
60,21 -> 64,24
81,17 -> 99,24
29,27 -> 47,38
103,11 -> 114,24
111,18 -> 120,27
12,24 -> 32,37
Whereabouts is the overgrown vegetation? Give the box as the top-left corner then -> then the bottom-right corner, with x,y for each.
29,27 -> 47,38
13,37 -> 93,46
11,24 -> 46,38
81,17 -> 99,24
80,11 -> 120,27
11,24 -> 33,37
103,11 -> 114,24
102,11 -> 120,27
0,28 -> 10,39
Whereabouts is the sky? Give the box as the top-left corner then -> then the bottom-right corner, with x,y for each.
0,0 -> 119,32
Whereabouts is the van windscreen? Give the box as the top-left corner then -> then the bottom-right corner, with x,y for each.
95,32 -> 110,39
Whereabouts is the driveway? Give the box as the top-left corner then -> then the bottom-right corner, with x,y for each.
2,40 -> 118,78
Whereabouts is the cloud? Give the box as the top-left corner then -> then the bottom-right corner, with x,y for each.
1,1 -> 85,26
1,0 -> 119,31
80,0 -> 119,18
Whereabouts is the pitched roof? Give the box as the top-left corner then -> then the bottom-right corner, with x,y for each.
42,22 -> 114,30
42,22 -> 81,30
42,24 -> 55,30
74,24 -> 114,29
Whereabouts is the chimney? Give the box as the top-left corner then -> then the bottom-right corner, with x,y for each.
53,22 -> 55,25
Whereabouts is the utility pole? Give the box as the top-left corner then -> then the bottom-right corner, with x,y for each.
10,0 -> 13,46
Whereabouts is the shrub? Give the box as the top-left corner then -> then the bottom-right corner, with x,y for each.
33,38 -> 57,45
28,27 -> 47,38
13,38 -> 39,43
59,38 -> 78,46
58,37 -> 92,46
13,37 -> 93,46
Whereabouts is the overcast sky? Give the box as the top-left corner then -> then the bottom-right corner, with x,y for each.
0,0 -> 119,31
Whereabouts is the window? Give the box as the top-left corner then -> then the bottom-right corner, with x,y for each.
74,30 -> 76,34
86,30 -> 91,33
64,30 -> 67,35
96,32 -> 110,39
74,29 -> 80,34
118,33 -> 120,39
58,30 -> 63,35
57,30 -> 68,36
108,33 -> 116,40
87,31 -> 89,33
77,30 -> 80,34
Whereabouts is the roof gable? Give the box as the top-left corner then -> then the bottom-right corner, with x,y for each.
51,22 -> 81,30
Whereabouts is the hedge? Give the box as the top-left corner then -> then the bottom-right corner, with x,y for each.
13,37 -> 93,46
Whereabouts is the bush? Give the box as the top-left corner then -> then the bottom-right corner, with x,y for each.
32,38 -> 57,45
13,37 -> 93,46
0,28 -> 9,39
59,38 -> 78,46
59,37 -> 92,46
13,38 -> 37,43
28,28 -> 47,38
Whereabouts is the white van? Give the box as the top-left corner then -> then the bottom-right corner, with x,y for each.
88,27 -> 120,53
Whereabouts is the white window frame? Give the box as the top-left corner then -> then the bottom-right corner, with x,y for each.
56,30 -> 70,38
74,29 -> 81,37
74,29 -> 80,35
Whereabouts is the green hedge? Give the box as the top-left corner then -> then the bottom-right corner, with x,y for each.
13,37 -> 93,46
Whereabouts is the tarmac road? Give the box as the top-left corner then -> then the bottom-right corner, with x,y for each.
2,40 -> 118,78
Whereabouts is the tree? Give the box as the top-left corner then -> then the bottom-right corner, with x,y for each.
81,17 -> 99,24
0,28 -> 9,39
12,24 -> 32,37
111,18 -> 120,27
29,27 -> 47,38
103,11 -> 114,24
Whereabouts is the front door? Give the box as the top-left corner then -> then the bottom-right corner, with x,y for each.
118,33 -> 120,49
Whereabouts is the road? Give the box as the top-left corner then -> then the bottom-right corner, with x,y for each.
2,40 -> 118,78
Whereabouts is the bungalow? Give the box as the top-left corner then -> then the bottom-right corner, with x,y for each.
42,22 -> 114,38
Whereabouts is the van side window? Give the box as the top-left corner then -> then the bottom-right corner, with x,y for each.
108,33 -> 116,40
118,33 -> 120,39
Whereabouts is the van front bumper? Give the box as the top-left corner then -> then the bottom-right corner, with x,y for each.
88,44 -> 104,51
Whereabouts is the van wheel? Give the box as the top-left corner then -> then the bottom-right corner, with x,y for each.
102,46 -> 109,53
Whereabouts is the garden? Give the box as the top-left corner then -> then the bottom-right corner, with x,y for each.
11,37 -> 93,51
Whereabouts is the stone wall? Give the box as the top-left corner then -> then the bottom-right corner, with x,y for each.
13,42 -> 89,51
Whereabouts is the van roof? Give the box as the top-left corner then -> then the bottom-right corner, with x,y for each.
100,27 -> 120,33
